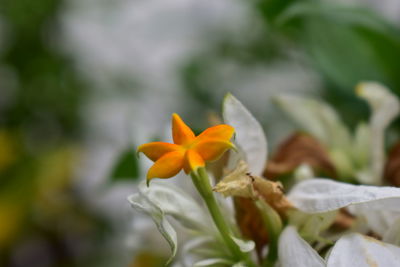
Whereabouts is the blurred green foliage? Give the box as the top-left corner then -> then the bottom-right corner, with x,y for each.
183,0 -> 400,128
1,0 -> 85,141
0,1 -> 102,266
276,1 -> 400,124
110,149 -> 140,182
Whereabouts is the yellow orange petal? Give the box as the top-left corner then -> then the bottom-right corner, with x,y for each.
193,139 -> 235,162
196,124 -> 234,143
172,113 -> 195,146
183,149 -> 205,174
137,142 -> 181,162
147,150 -> 185,180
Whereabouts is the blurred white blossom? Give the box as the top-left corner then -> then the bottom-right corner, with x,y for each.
279,226 -> 400,267
275,82 -> 400,185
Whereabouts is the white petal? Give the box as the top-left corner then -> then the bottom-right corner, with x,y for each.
356,82 -> 400,185
128,181 -> 214,264
348,204 -> 400,237
128,189 -> 178,264
193,258 -> 233,267
278,226 -> 325,267
356,82 -> 400,126
181,237 -> 225,267
289,179 -> 400,213
231,236 -> 255,253
327,233 -> 400,267
352,123 -> 370,168
274,94 -> 351,150
181,236 -> 215,254
138,181 -> 211,230
383,217 -> 400,246
294,164 -> 314,182
223,93 -> 267,176
232,262 -> 247,267
292,211 -> 337,243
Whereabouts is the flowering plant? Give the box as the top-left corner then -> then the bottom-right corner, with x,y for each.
129,82 -> 400,266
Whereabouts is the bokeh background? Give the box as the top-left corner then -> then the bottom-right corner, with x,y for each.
0,0 -> 400,266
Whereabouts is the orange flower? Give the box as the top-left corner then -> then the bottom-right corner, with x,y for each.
138,113 -> 235,182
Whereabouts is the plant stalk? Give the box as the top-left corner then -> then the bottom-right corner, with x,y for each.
255,199 -> 282,267
190,167 -> 255,266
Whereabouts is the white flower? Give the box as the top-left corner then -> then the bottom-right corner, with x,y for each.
275,82 -> 400,185
222,92 -> 400,266
128,181 -> 211,265
128,167 -> 255,266
128,89 -> 400,266
279,226 -> 400,267
288,178 -> 400,239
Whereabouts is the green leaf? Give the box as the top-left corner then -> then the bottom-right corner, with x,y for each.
256,199 -> 282,265
276,1 -> 400,101
110,149 -> 139,182
277,2 -> 395,34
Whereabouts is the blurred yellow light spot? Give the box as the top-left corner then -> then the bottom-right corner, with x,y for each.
0,199 -> 24,248
0,130 -> 18,172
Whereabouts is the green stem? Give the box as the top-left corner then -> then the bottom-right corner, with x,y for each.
190,167 -> 255,266
255,199 -> 282,267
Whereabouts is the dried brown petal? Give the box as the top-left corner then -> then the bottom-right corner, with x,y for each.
214,161 -> 294,259
332,208 -> 355,231
252,175 -> 293,215
234,197 -> 268,260
264,133 -> 336,179
234,175 -> 294,260
213,161 -> 293,214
